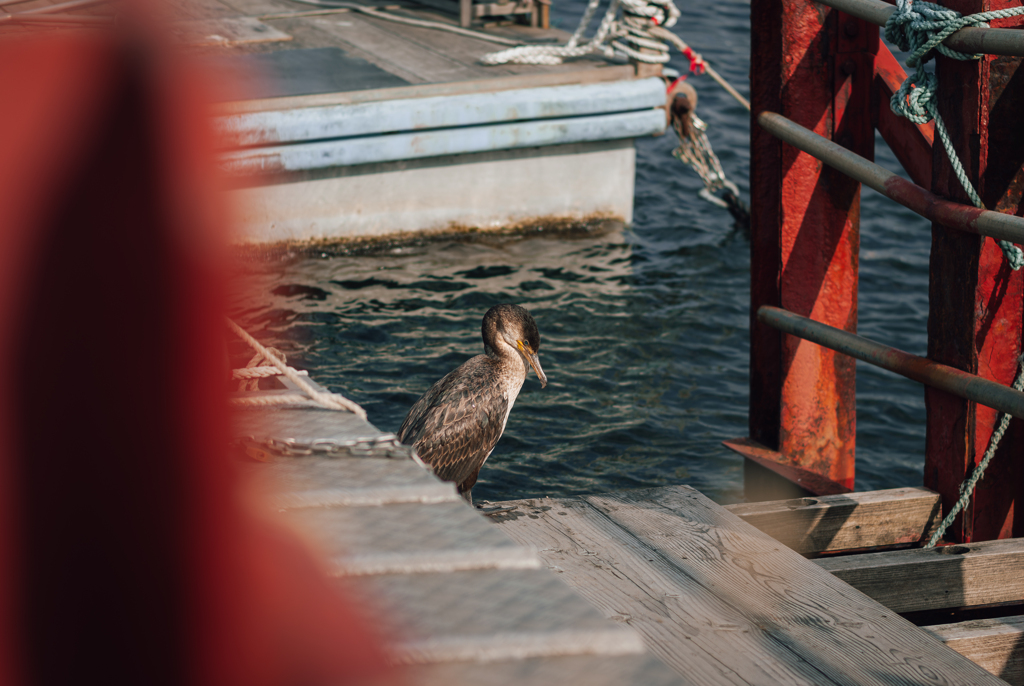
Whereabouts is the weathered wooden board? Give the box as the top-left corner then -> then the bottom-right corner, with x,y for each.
493,496 -> 831,685
724,487 -> 941,555
493,485 -> 1008,685
350,568 -> 645,665
285,499 -> 539,575
173,17 -> 293,46
233,405 -> 410,456
245,455 -> 457,508
816,538 -> 1024,614
310,13 -> 481,85
408,653 -> 686,686
926,615 -> 1024,685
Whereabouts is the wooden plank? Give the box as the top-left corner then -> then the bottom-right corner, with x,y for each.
311,12 -> 484,85
815,538 -> 1024,614
346,7 -> 520,74
351,568 -> 645,664
246,456 -> 458,508
232,406 -> 410,458
724,487 -> 941,556
215,65 -> 635,114
172,17 -> 293,46
505,485 -> 1004,685
284,499 -> 538,575
491,496 -> 829,686
926,616 -> 1024,685
409,653 -> 686,685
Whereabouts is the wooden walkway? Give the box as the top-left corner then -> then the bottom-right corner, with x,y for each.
492,488 -> 1024,685
236,391 -> 1024,685
235,403 -> 682,685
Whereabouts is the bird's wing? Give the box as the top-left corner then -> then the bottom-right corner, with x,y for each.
398,359 -> 509,487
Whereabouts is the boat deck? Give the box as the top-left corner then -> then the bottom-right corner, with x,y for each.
235,389 -> 1023,685
185,0 -> 660,242
189,0 -> 626,98
3,0 -> 664,242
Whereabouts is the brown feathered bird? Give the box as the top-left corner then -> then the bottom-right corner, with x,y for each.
398,304 -> 547,502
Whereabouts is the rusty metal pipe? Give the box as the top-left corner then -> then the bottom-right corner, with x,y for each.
758,112 -> 1024,245
816,0 -> 1024,57
758,306 -> 1024,420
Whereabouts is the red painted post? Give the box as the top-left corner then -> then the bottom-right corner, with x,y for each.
873,43 -> 935,189
925,0 -> 1024,543
746,0 -> 877,498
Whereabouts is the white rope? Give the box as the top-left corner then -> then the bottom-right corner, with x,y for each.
227,318 -> 367,419
481,0 -> 680,66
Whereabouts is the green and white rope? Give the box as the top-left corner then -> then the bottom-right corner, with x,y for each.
885,0 -> 1024,270
926,357 -> 1024,547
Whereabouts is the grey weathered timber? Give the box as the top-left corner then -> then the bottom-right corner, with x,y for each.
492,485 -> 1008,685
816,538 -> 1024,613
245,456 -> 457,508
171,16 -> 293,46
723,487 -> 942,555
409,653 -> 685,686
926,616 -> 1024,685
352,568 -> 645,664
493,496 -> 831,685
309,12 -> 481,85
285,499 -> 539,575
233,405 -> 413,459
238,399 -> 681,681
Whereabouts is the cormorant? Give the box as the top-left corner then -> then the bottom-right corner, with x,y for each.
398,304 -> 547,502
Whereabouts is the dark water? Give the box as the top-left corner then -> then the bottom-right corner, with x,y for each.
229,0 -> 932,504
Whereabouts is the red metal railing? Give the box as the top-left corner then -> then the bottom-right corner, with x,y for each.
735,0 -> 1024,543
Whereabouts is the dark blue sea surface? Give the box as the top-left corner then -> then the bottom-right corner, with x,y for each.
229,0 -> 931,504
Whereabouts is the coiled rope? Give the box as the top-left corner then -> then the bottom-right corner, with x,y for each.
480,0 -> 680,65
885,0 -> 1024,270
926,357 -> 1024,547
227,318 -> 367,419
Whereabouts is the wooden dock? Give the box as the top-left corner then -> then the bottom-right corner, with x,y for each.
236,392 -> 1024,685
491,487 -> 1024,685
236,402 -> 682,685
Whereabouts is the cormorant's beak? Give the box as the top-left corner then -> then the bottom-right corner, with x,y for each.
517,341 -> 548,388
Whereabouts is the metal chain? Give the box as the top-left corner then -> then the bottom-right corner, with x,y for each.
671,113 -> 749,225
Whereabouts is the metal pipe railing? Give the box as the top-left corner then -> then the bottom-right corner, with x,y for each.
815,0 -> 1024,58
758,112 -> 1024,246
758,306 -> 1024,420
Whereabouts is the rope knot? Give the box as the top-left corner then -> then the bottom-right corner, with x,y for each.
890,67 -> 938,125
884,0 -> 987,67
884,0 -> 1024,271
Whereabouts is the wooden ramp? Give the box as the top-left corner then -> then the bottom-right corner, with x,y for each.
491,486 -> 1015,685
235,404 -> 683,685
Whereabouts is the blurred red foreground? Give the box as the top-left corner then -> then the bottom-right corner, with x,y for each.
0,10 -> 398,686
